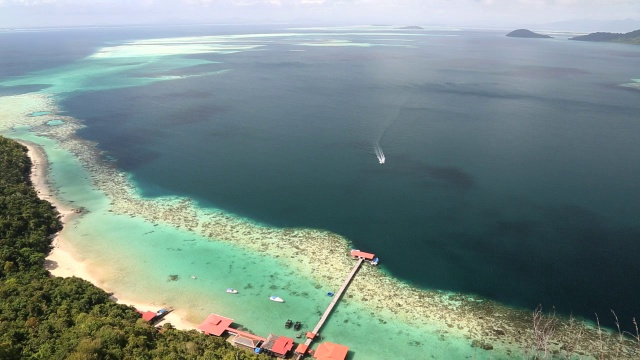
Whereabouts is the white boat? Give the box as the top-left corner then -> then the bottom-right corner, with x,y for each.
269,295 -> 284,303
226,288 -> 238,294
374,145 -> 385,164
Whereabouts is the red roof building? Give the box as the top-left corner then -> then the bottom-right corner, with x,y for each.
197,314 -> 234,336
233,335 -> 263,350
350,249 -> 375,260
294,343 -> 309,355
272,336 -> 294,356
227,329 -> 266,342
314,342 -> 349,360
261,334 -> 294,358
141,311 -> 157,322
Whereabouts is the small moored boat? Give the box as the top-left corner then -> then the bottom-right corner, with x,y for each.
285,319 -> 293,329
226,288 -> 238,294
269,295 -> 284,303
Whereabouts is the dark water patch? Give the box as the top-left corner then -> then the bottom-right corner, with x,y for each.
128,89 -> 214,100
113,62 -> 146,67
414,82 -> 530,100
51,29 -> 640,328
0,84 -> 50,96
509,65 -> 590,78
206,122 -> 248,140
434,57 -> 506,70
603,49 -> 640,58
422,200 -> 640,329
372,154 -> 476,191
131,63 -> 226,78
425,165 -> 475,190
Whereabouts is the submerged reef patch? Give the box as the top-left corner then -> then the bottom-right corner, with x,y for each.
2,91 -> 638,359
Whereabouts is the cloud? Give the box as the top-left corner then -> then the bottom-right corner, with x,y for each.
0,0 -> 638,29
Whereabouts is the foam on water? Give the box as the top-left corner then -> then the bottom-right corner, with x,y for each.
621,78 -> 640,89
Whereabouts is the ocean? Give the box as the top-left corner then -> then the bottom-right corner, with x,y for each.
2,24 -> 640,358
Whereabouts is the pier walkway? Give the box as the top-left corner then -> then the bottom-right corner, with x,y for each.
295,258 -> 364,359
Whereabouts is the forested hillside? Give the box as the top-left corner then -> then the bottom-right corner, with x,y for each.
570,29 -> 640,44
0,136 -> 270,360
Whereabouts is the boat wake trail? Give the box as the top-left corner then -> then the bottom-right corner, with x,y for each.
371,101 -> 406,165
349,98 -> 409,165
374,143 -> 385,164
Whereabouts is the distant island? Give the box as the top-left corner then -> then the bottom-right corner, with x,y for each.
570,29 -> 640,45
397,26 -> 423,30
506,29 -> 553,38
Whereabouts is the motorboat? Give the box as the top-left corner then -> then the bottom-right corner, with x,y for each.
285,319 -> 293,329
226,288 -> 238,294
269,295 -> 284,303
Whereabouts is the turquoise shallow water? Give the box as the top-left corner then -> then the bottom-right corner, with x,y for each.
3,25 -> 640,359
6,127 -> 507,359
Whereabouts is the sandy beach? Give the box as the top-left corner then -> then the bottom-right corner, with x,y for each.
20,140 -> 198,332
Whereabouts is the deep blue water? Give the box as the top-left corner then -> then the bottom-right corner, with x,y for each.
4,26 -> 640,327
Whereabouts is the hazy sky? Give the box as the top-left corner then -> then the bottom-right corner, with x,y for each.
1,0 -> 639,30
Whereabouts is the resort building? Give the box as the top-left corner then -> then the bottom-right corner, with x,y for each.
233,335 -> 263,351
350,249 -> 379,265
137,307 -> 172,324
140,311 -> 157,322
196,250 -> 375,358
261,333 -> 295,358
197,314 -> 234,336
313,342 -> 349,360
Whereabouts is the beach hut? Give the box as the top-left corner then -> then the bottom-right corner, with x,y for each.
294,343 -> 309,356
197,314 -> 234,336
234,335 -> 263,351
350,249 -> 375,261
141,311 -> 157,322
261,333 -> 294,358
314,342 -> 349,360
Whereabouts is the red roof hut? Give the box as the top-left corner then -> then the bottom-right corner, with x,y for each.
314,342 -> 349,360
197,314 -> 234,336
141,311 -> 157,322
350,249 -> 375,260
261,334 -> 294,358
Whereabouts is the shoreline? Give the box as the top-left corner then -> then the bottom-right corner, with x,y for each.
20,139 -> 199,332
1,90 -> 634,358
14,135 -> 627,359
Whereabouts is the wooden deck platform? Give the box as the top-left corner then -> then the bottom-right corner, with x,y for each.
295,258 -> 364,359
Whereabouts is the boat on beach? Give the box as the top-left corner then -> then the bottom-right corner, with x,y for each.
269,295 -> 284,302
226,288 -> 238,294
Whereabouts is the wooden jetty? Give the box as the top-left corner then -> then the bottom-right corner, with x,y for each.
295,258 -> 365,359
311,258 -> 363,336
197,250 -> 377,360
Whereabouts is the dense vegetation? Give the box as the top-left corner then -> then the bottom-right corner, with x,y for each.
0,136 -> 270,360
506,29 -> 552,38
570,29 -> 640,44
